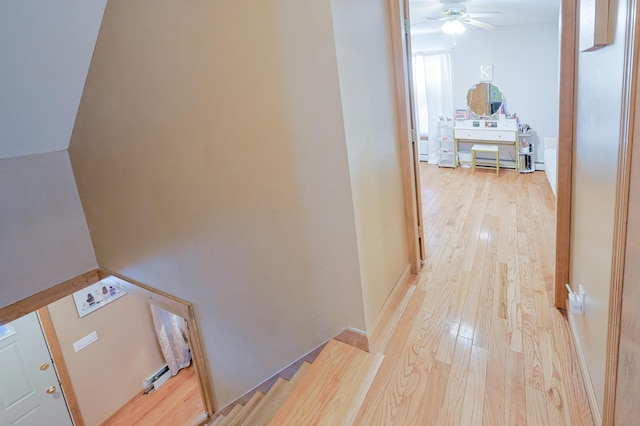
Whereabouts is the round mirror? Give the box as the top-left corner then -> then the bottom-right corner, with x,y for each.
466,82 -> 504,118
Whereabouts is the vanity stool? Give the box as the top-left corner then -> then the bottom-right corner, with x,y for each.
471,144 -> 500,176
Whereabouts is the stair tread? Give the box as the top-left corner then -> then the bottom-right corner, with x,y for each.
268,339 -> 384,425
290,360 -> 312,381
219,402 -> 243,426
343,351 -> 385,424
239,362 -> 311,426
232,391 -> 264,425
209,414 -> 225,426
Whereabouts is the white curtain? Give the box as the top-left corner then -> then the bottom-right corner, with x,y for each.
150,304 -> 192,376
412,52 -> 454,164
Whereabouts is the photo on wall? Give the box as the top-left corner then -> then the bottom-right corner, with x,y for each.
72,277 -> 126,318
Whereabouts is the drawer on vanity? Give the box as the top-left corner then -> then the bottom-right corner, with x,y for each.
488,131 -> 516,142
454,129 -> 484,139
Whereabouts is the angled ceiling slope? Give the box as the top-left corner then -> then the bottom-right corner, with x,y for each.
0,0 -> 106,159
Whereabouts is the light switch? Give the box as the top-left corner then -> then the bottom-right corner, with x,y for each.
73,331 -> 98,352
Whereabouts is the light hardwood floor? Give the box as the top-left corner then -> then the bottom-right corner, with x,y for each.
101,365 -> 203,426
354,165 -> 594,425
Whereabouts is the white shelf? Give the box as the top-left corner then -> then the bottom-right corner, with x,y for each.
518,132 -> 534,173
438,122 -> 456,168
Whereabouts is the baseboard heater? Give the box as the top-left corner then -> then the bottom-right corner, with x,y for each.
143,365 -> 170,394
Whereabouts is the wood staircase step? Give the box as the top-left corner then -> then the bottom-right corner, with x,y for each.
209,414 -> 225,426
238,361 -> 311,426
267,339 -> 384,425
218,402 -> 243,426
232,390 -> 264,425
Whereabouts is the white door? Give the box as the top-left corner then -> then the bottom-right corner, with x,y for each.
0,312 -> 72,425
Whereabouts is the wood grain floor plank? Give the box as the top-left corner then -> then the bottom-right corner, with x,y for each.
436,336 -> 473,425
472,217 -> 499,349
545,312 -> 574,426
445,271 -> 470,326
355,166 -> 592,426
459,345 -> 488,426
354,288 -> 427,423
550,310 -> 595,426
482,318 -> 508,426
496,262 -> 508,320
435,320 -> 460,365
355,309 -> 432,425
526,386 -> 551,426
369,282 -> 417,354
506,256 -> 523,353
533,289 -> 552,331
387,281 -> 462,425
505,350 -> 527,425
520,255 -> 546,393
416,362 -> 451,426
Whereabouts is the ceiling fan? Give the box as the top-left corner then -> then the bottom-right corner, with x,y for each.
417,3 -> 503,34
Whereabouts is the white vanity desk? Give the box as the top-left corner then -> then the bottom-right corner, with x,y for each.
453,118 -> 519,173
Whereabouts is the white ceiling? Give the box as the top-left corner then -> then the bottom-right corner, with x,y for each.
409,0 -> 560,35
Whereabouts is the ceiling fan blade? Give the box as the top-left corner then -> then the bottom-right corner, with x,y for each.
410,26 -> 445,36
411,20 -> 437,27
411,16 -> 449,26
465,18 -> 499,30
467,11 -> 503,19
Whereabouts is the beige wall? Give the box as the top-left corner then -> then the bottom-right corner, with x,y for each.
48,293 -> 165,425
0,152 -> 97,308
330,0 -> 410,330
570,0 -> 628,411
69,0 -> 371,406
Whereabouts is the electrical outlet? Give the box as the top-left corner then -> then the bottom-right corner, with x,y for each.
73,331 -> 98,352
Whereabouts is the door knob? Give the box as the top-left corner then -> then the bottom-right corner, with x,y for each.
46,386 -> 56,395
40,362 -> 50,371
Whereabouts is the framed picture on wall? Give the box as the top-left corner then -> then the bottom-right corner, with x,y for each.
72,277 -> 126,318
479,64 -> 493,82
579,0 -> 613,51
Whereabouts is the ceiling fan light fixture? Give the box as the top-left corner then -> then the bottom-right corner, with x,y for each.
442,19 -> 465,34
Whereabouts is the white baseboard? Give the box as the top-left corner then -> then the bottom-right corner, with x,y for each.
567,309 -> 602,425
534,162 -> 546,171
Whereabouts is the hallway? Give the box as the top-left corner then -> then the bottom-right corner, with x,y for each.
354,165 -> 593,424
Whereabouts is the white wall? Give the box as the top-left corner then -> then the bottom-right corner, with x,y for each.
0,152 -> 97,307
412,22 -> 560,164
68,0 -> 369,407
0,0 -> 105,159
331,0 -> 410,330
571,0 -> 630,412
